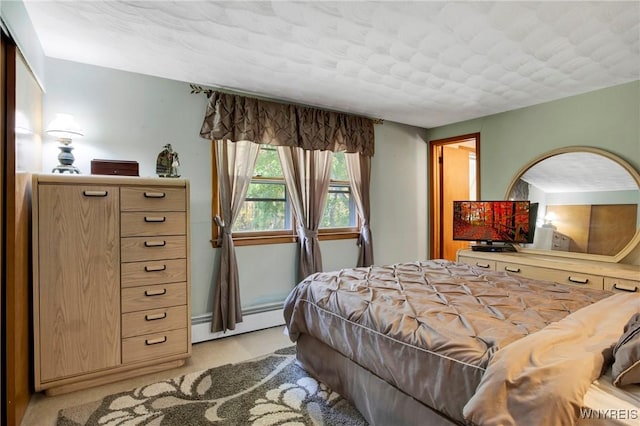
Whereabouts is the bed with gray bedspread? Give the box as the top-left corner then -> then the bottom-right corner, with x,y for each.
284,259 -> 615,424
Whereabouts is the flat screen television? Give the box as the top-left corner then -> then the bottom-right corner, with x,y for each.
453,200 -> 536,249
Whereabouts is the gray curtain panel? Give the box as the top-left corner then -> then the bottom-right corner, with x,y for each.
278,146 -> 333,281
345,153 -> 374,267
200,91 -> 376,330
200,91 -> 375,156
211,139 -> 260,332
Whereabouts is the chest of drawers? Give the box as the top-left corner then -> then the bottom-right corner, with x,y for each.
32,174 -> 191,395
533,227 -> 571,251
457,249 -> 639,294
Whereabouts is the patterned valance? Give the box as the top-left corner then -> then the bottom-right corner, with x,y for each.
200,91 -> 375,156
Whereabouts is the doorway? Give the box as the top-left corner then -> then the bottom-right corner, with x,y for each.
429,133 -> 480,261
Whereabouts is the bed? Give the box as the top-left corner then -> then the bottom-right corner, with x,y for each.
283,259 -> 640,425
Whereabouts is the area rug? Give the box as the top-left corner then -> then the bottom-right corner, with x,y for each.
56,346 -> 368,425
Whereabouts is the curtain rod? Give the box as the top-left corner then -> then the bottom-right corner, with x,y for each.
189,84 -> 384,125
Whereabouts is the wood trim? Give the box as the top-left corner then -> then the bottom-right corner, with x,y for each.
4,35 -> 18,424
210,143 -> 359,248
3,36 -> 31,426
429,143 -> 440,259
1,30 -> 6,426
318,231 -> 360,241
504,146 -> 640,263
42,358 -> 187,396
429,133 -> 479,145
230,235 -> 296,247
213,230 -> 360,248
428,133 -> 480,260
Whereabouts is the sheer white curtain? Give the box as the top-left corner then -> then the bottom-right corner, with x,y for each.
200,91 -> 376,331
211,139 -> 260,332
345,153 -> 374,267
277,146 -> 333,281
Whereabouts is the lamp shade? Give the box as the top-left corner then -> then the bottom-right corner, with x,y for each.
46,113 -> 84,139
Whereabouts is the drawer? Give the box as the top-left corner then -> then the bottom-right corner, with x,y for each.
122,305 -> 187,338
121,212 -> 186,237
121,235 -> 186,262
121,258 -> 187,288
122,328 -> 188,364
605,277 -> 639,294
121,282 -> 187,313
458,256 -> 496,271
496,262 -> 603,290
551,232 -> 570,251
121,187 -> 186,212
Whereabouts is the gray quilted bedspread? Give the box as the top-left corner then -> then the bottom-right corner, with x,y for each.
284,259 -> 611,422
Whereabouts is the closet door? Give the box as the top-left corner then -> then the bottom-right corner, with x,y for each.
36,184 -> 121,382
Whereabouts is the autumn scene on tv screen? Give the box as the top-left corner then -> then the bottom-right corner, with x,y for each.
453,201 -> 531,243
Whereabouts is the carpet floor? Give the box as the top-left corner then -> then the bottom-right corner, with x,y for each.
56,346 -> 368,425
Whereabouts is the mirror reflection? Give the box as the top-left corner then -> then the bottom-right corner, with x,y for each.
508,150 -> 640,257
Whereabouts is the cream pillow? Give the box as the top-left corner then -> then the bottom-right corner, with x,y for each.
612,313 -> 640,387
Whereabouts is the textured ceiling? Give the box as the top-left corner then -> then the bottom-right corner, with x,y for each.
520,152 -> 639,193
23,1 -> 640,128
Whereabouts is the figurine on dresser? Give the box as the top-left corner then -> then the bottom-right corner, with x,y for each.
156,144 -> 180,177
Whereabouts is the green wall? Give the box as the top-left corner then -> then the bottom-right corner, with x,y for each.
427,80 -> 640,264
44,58 -> 429,319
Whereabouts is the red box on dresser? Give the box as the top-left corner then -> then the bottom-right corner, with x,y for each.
91,159 -> 139,176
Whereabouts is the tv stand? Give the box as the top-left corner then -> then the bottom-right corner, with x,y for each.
471,243 -> 516,252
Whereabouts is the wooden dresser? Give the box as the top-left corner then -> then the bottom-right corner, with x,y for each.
457,249 -> 639,293
32,174 -> 191,395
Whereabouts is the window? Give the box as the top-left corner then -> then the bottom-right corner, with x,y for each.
234,146 -> 291,232
212,146 -> 359,246
321,152 -> 357,229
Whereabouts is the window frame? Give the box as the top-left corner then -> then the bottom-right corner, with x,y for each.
211,146 -> 360,247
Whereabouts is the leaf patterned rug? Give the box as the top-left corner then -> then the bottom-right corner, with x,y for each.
56,346 -> 368,425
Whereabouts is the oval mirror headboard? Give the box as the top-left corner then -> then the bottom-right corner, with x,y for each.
505,146 -> 640,263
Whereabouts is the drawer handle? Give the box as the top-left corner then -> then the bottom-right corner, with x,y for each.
144,191 -> 166,199
568,276 -> 589,284
144,264 -> 167,272
145,336 -> 167,345
144,216 -> 167,223
475,263 -> 490,269
144,240 -> 166,247
145,312 -> 168,321
145,288 -> 167,297
504,266 -> 521,273
613,283 -> 638,293
82,190 -> 108,197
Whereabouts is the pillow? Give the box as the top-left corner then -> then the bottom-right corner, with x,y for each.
612,312 -> 640,387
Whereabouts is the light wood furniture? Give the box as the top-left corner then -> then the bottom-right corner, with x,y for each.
505,146 -> 640,263
545,204 -> 637,255
533,227 -> 570,251
32,174 -> 191,395
457,249 -> 639,293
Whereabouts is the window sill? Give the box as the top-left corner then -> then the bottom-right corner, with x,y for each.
210,230 -> 359,248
